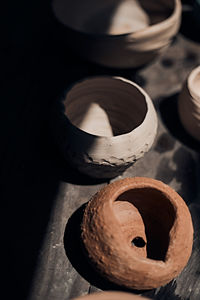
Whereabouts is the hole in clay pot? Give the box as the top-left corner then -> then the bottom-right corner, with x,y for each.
131,236 -> 146,248
53,0 -> 174,35
64,77 -> 147,137
113,187 -> 176,261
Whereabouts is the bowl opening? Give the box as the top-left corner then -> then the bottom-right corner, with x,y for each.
64,77 -> 148,137
53,0 -> 174,35
113,187 -> 176,261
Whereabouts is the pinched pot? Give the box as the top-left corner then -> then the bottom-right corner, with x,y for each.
81,177 -> 193,290
178,65 -> 200,141
51,76 -> 157,178
52,0 -> 181,68
72,291 -> 150,300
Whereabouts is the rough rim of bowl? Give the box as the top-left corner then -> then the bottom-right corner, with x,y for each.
187,65 -> 200,101
52,0 -> 182,38
63,76 -> 157,140
81,177 -> 193,289
72,291 -> 150,300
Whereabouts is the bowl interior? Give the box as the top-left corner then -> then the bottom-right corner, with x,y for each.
53,0 -> 174,35
113,187 -> 176,261
64,77 -> 147,137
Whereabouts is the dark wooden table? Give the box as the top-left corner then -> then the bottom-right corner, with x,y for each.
2,1 -> 200,300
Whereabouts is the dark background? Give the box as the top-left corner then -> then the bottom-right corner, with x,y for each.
1,1 -> 66,299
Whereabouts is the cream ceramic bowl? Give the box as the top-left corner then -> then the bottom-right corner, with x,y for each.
52,76 -> 157,178
72,291 -> 150,300
178,65 -> 200,141
52,0 -> 181,68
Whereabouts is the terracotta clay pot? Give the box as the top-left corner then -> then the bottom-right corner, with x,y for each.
81,177 -> 193,290
72,291 -> 150,300
52,0 -> 181,68
52,76 -> 157,178
178,65 -> 200,141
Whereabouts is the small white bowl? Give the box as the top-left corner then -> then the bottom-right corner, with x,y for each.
52,0 -> 181,68
51,76 -> 157,178
178,65 -> 200,141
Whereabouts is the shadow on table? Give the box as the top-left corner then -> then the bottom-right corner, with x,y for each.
151,203 -> 200,300
157,93 -> 200,152
155,93 -> 200,204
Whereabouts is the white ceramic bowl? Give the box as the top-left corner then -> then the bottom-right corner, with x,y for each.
52,0 -> 181,68
51,76 -> 157,178
178,65 -> 200,141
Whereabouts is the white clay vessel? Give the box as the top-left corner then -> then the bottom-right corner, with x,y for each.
178,65 -> 200,141
52,0 -> 181,68
52,76 -> 157,178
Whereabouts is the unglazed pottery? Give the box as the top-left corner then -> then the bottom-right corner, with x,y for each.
178,65 -> 200,141
81,177 -> 193,290
52,76 -> 157,178
52,0 -> 182,68
72,291 -> 150,300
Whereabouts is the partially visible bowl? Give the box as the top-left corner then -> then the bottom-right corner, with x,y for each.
52,0 -> 182,68
178,65 -> 200,141
51,76 -> 157,178
72,291 -> 150,300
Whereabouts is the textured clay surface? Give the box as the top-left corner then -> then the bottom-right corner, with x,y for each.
178,65 -> 200,141
81,177 -> 193,290
72,291 -> 150,300
52,0 -> 181,68
62,77 -> 157,178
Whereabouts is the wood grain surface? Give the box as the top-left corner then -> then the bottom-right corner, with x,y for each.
2,2 -> 200,300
